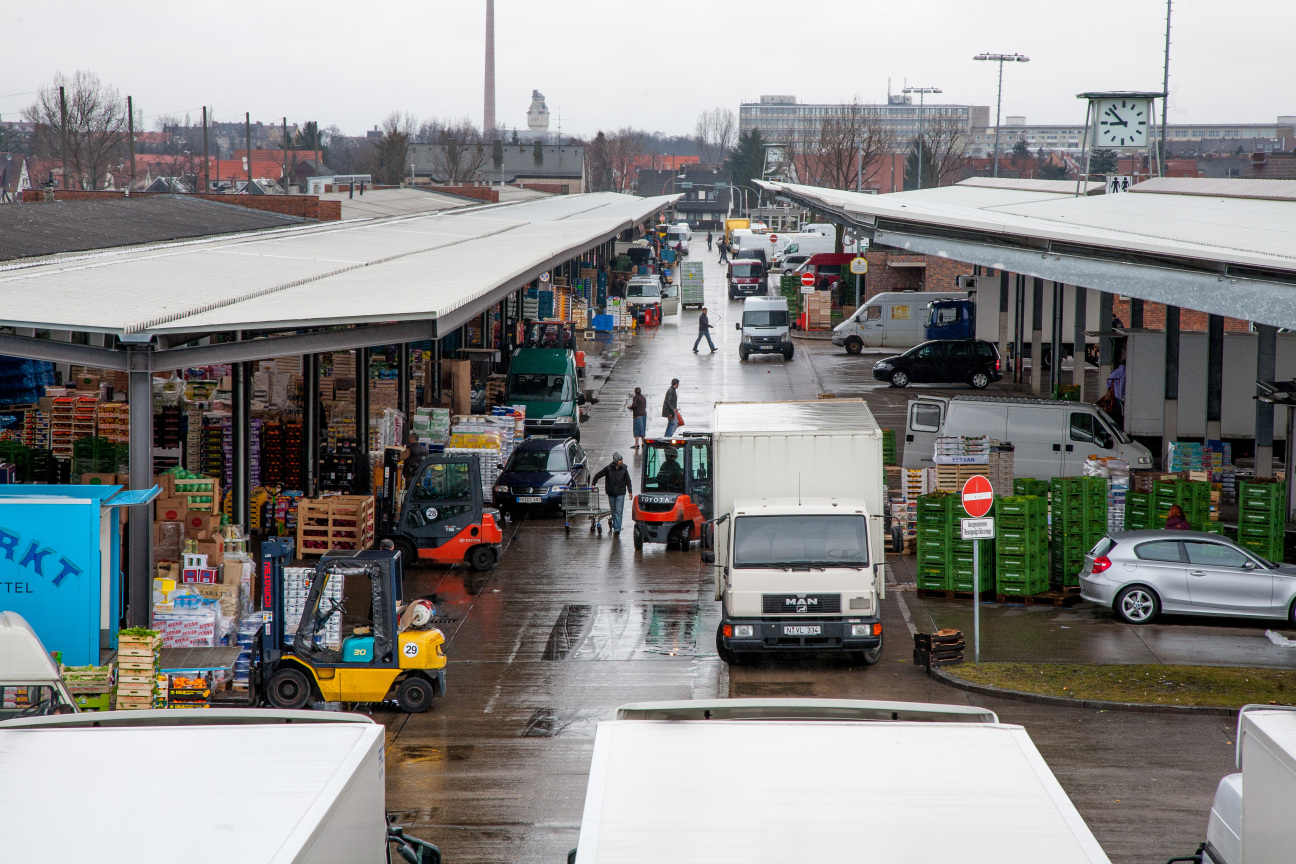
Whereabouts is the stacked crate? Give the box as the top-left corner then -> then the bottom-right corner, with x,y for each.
1154,478 -> 1211,527
1236,479 -> 1286,562
915,493 -> 955,590
1050,476 -> 1106,588
949,500 -> 995,594
114,629 -> 162,710
1124,491 -> 1153,531
994,495 -> 1049,596
1013,478 -> 1049,499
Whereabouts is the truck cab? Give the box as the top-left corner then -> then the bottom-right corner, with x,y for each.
926,296 -> 977,340
506,347 -> 583,441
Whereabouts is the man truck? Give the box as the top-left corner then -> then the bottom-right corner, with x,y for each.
702,399 -> 886,665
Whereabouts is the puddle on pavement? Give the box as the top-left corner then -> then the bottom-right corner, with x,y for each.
396,744 -> 475,763
541,603 -> 702,660
520,707 -> 600,738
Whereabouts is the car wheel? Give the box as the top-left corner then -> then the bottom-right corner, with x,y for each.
854,633 -> 883,666
783,344 -> 794,361
738,345 -> 750,361
970,371 -> 990,389
845,337 -> 863,355
632,525 -> 644,550
391,535 -> 418,566
467,545 -> 495,571
677,524 -> 692,551
397,675 -> 434,713
1115,585 -> 1160,624
890,370 -> 909,388
266,666 -> 313,710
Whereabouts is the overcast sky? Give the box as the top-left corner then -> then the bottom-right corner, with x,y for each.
3,0 -> 1292,138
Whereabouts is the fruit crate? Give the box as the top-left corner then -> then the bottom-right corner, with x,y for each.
296,495 -> 376,555
1012,478 -> 1049,499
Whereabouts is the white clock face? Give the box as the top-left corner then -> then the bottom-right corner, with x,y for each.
1096,99 -> 1151,148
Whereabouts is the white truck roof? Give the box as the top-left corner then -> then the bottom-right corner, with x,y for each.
0,710 -> 386,863
575,699 -> 1110,864
714,398 -> 881,437
0,610 -> 62,683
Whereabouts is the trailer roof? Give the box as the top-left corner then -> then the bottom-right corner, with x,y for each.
575,719 -> 1110,864
713,398 -> 880,435
0,716 -> 384,862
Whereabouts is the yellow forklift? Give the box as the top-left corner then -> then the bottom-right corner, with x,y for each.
256,541 -> 447,712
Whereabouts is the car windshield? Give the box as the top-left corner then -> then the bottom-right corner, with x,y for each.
732,515 -> 869,568
508,448 -> 568,473
743,309 -> 788,327
508,373 -> 569,400
0,684 -> 68,720
644,442 -> 686,493
731,263 -> 763,278
627,282 -> 659,298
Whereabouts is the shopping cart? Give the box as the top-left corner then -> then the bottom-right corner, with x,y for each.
562,486 -> 610,535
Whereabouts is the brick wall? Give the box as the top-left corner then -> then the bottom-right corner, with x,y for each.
861,251 -> 977,299
1113,298 -> 1249,332
512,181 -> 572,195
425,185 -> 499,202
20,188 -> 340,221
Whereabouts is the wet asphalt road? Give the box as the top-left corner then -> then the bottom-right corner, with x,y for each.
378,247 -> 1237,864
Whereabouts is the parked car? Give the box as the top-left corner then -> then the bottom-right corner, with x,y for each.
1079,531 -> 1296,625
492,437 -> 589,517
780,253 -> 811,275
727,260 -> 766,300
873,339 -> 1002,389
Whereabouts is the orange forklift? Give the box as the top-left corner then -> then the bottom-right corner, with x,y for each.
378,448 -> 503,570
630,434 -> 714,550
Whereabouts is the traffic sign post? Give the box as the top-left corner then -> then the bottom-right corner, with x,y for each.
961,475 -> 994,663
849,256 -> 868,307
799,271 -> 816,295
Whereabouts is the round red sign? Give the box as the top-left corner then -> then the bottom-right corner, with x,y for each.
769,234 -> 778,243
800,272 -> 816,287
961,475 -> 994,518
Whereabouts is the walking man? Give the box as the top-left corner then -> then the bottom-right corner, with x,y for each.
629,386 -> 648,451
592,452 -> 633,535
662,378 -> 680,436
706,231 -> 713,251
693,307 -> 716,353
718,238 -> 729,263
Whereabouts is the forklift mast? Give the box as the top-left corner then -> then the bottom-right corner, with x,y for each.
379,446 -> 403,536
258,537 -> 295,665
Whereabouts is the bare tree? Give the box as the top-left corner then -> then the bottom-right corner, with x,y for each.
694,107 -> 736,164
370,112 -> 415,185
25,70 -> 130,189
781,97 -> 895,191
924,114 -> 974,187
586,131 -> 615,192
608,127 -> 647,192
416,118 -> 488,183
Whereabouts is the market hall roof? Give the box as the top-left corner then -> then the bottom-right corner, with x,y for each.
0,191 -> 676,340
758,177 -> 1296,329
0,195 -> 303,262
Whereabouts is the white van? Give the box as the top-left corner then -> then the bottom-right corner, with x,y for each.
0,611 -> 77,718
732,231 -> 771,265
777,234 -> 836,267
665,225 -> 690,254
833,291 -> 966,352
902,395 -> 1154,479
736,296 -> 793,361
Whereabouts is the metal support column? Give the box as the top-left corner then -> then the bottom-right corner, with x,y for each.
1205,314 -> 1224,442
1162,305 -> 1180,468
1098,291 -> 1115,385
1072,286 -> 1087,397
231,361 -> 252,531
1256,324 -> 1277,479
1130,298 -> 1144,330
398,343 -> 411,419
1030,277 -> 1044,395
126,347 -> 154,627
303,353 -> 320,497
1049,281 -> 1064,396
433,340 -> 443,404
355,347 -> 370,494
997,270 -> 1010,372
1013,274 -> 1025,385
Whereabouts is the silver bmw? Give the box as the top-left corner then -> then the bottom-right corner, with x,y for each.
1079,530 -> 1296,625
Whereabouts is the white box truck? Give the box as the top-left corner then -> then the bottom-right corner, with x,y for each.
1192,704 -> 1296,864
0,709 -> 441,864
571,698 -> 1112,864
703,399 -> 885,664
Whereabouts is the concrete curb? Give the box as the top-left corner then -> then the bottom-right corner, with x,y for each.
791,331 -> 835,342
928,666 -> 1239,716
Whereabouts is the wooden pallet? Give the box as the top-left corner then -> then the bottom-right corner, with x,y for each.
916,588 -> 995,601
296,494 -> 376,555
994,587 -> 1083,607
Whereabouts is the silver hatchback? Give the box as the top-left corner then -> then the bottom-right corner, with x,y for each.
1079,530 -> 1296,625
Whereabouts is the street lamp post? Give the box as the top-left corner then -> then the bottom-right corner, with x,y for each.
973,53 -> 1030,178
903,86 -> 942,190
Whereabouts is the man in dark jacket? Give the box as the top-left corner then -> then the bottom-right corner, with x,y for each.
400,430 -> 429,481
693,307 -> 716,353
592,452 -> 633,534
662,378 -> 680,435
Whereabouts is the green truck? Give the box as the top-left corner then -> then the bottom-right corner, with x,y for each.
506,348 -> 584,441
680,261 -> 705,309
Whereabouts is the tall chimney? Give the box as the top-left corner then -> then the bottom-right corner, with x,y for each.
483,0 -> 496,137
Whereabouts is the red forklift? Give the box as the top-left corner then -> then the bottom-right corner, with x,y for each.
630,434 -> 714,550
377,448 -> 503,571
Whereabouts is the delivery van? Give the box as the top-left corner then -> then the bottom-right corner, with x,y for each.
776,233 -> 836,266
736,296 -> 793,361
507,348 -> 584,441
833,291 -> 967,353
902,395 -> 1155,479
665,225 -> 690,254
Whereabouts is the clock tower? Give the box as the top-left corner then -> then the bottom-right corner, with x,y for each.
1075,90 -> 1166,195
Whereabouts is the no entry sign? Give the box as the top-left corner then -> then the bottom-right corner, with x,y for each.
769,234 -> 779,243
800,271 -> 816,288
961,474 -> 994,518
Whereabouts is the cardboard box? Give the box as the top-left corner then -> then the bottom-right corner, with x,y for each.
155,497 -> 187,522
80,473 -> 117,486
221,561 -> 245,586
196,583 -> 240,619
193,540 -> 223,567
153,474 -> 175,497
186,513 -> 221,534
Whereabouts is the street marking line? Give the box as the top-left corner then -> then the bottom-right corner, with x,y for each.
507,611 -> 534,664
483,684 -> 502,714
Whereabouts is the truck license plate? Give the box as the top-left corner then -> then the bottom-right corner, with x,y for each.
783,625 -> 821,636
517,496 -> 542,504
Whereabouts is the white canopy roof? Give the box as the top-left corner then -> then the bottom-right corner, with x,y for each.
0,192 -> 675,337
